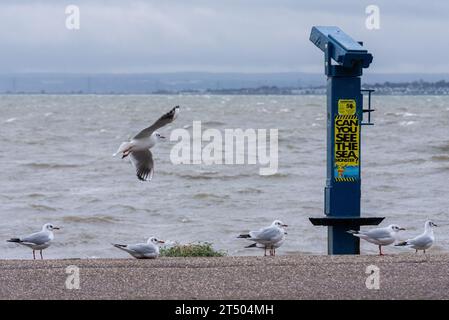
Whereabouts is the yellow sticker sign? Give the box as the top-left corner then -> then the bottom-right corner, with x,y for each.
334,114 -> 359,181
338,99 -> 356,115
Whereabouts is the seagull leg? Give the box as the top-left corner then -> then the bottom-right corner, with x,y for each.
122,149 -> 131,159
378,245 -> 384,256
40,250 -> 43,260
33,250 -> 35,260
264,247 -> 267,257
273,247 -> 276,256
415,249 -> 418,254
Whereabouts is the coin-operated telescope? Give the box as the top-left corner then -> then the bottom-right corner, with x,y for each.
308,26 -> 382,254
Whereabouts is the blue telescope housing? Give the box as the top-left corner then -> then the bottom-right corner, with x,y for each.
310,26 -> 373,76
308,26 -> 383,254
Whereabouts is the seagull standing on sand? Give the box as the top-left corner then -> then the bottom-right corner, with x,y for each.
238,220 -> 288,256
113,237 -> 165,259
6,223 -> 60,260
348,224 -> 405,256
395,220 -> 437,254
114,106 -> 179,181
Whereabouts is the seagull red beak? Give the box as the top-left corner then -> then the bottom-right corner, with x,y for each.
158,240 -> 165,244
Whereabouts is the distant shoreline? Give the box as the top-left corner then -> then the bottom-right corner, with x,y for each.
2,81 -> 449,96
2,74 -> 449,95
1,92 -> 449,96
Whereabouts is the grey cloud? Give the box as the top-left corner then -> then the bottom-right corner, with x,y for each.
0,0 -> 447,73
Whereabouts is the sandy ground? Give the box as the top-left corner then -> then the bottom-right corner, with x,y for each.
0,254 -> 447,300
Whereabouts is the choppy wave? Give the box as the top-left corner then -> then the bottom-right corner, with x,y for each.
431,155 -> 449,162
237,187 -> 263,194
62,215 -> 119,224
261,172 -> 289,179
193,193 -> 230,200
26,193 -> 46,198
167,172 -> 255,180
305,103 -> 321,107
107,204 -> 139,212
29,204 -> 58,211
201,120 -> 226,126
384,111 -> 417,117
23,163 -> 83,169
181,120 -> 226,129
395,158 -> 426,165
433,142 -> 449,153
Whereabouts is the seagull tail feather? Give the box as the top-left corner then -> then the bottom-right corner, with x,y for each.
7,238 -> 22,243
238,234 -> 251,239
347,230 -> 359,235
245,243 -> 258,248
395,241 -> 408,247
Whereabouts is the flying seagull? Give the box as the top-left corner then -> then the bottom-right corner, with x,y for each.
348,224 -> 405,256
238,220 -> 288,256
7,223 -> 60,260
113,237 -> 165,259
395,220 -> 437,254
114,106 -> 179,181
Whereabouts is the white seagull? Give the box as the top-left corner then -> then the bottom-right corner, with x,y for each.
395,220 -> 437,254
113,237 -> 165,259
114,106 -> 179,181
7,223 -> 60,260
348,224 -> 405,256
238,220 -> 288,256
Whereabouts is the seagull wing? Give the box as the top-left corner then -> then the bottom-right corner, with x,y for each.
21,231 -> 51,245
130,150 -> 154,181
128,243 -> 157,255
362,228 -> 392,240
250,226 -> 283,243
407,234 -> 433,248
133,106 -> 179,139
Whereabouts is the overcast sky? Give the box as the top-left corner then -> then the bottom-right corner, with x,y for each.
0,0 -> 448,74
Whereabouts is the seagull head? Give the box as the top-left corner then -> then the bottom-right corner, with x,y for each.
388,224 -> 405,232
425,220 -> 438,229
153,131 -> 166,141
272,220 -> 288,228
148,237 -> 165,245
43,223 -> 60,232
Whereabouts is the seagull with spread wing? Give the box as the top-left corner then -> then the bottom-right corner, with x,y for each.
114,106 -> 179,181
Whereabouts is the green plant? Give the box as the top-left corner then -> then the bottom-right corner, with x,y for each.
160,242 -> 226,257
